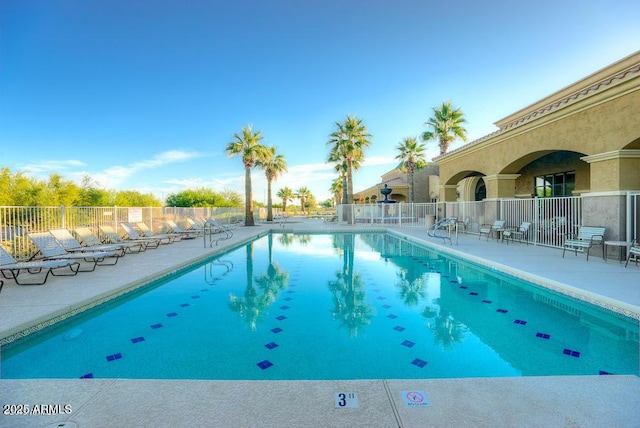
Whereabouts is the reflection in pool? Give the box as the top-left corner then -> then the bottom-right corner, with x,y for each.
2,233 -> 638,380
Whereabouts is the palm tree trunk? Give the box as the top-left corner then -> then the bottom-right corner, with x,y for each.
266,178 -> 273,221
409,171 -> 415,203
346,160 -> 354,204
245,166 -> 255,226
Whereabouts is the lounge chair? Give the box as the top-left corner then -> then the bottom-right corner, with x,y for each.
100,225 -> 157,250
127,222 -> 178,244
625,240 -> 640,267
184,217 -> 204,232
75,226 -> 145,254
503,222 -> 531,244
164,220 -> 200,239
28,232 -> 120,272
120,222 -> 168,246
137,221 -> 182,242
562,226 -> 605,261
479,220 -> 505,241
0,245 -> 80,285
50,228 -> 127,256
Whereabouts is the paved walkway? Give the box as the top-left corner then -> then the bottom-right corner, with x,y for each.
1,220 -> 639,427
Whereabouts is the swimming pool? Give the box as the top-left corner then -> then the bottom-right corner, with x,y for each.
1,232 -> 638,380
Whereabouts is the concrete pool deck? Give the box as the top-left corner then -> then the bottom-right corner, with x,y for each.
1,219 -> 639,427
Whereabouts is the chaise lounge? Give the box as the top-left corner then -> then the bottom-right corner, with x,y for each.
28,232 -> 121,272
0,245 -> 80,285
75,226 -> 146,254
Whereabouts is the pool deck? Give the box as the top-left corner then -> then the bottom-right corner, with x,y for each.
1,219 -> 639,427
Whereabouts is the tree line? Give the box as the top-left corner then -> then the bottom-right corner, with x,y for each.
0,168 -> 163,207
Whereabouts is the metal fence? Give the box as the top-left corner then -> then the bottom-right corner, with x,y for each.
338,196 -> 587,248
0,205 -> 243,259
336,203 -> 438,227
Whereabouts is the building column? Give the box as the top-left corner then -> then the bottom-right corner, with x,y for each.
580,150 -> 640,242
439,185 -> 458,202
483,174 -> 521,199
581,150 -> 640,192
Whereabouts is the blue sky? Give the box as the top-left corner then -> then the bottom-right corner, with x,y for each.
1,0 -> 639,204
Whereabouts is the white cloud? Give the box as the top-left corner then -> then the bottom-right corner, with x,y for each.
18,159 -> 86,174
92,150 -> 204,188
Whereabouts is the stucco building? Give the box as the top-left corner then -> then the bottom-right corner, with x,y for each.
434,50 -> 639,240
354,51 -> 639,241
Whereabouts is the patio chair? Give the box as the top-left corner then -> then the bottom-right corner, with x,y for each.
28,232 -> 120,272
625,239 -> 640,267
75,226 -> 145,254
503,222 -> 531,245
120,222 -> 167,246
562,226 -> 605,261
50,228 -> 127,257
478,220 -> 505,241
0,245 -> 80,285
133,222 -> 180,244
99,225 -> 156,250
164,220 -> 200,239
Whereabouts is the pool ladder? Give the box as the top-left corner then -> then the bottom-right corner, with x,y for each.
428,217 -> 458,245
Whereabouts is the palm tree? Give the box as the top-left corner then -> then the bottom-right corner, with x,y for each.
296,186 -> 311,214
329,177 -> 343,207
277,187 -> 294,214
395,136 -> 427,203
327,115 -> 372,204
422,102 -> 468,156
328,151 -> 349,206
225,125 -> 269,226
256,145 -> 287,222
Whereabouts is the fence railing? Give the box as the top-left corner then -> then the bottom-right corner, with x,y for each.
0,206 -> 244,260
336,203 -> 438,227
337,196 -> 587,249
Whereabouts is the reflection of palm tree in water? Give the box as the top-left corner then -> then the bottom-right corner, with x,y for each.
328,234 -> 373,337
425,303 -> 467,349
255,234 -> 289,307
396,268 -> 426,307
229,237 -> 289,330
277,233 -> 312,247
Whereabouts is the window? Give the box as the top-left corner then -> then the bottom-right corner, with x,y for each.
534,171 -> 575,197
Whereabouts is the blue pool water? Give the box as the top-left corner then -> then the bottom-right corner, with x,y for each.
1,233 -> 638,380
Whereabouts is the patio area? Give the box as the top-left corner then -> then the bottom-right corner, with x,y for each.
1,219 -> 638,427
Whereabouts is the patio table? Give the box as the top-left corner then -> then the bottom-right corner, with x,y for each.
604,240 -> 632,262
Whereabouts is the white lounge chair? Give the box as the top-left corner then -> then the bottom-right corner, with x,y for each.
100,225 -> 157,250
120,222 -> 168,246
164,220 -> 200,239
0,245 -> 80,285
50,228 -> 127,256
75,226 -> 145,254
28,232 -> 120,272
